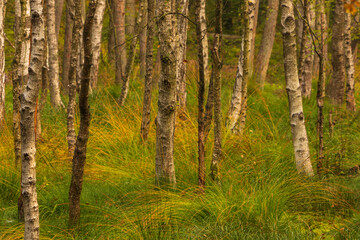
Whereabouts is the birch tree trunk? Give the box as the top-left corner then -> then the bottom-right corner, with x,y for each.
113,0 -> 126,85
255,0 -> 279,89
281,0 -> 314,176
140,0 -> 155,141
0,0 -> 5,126
298,0 -> 314,98
47,0 -> 64,108
139,0 -> 147,76
68,0 -> 96,225
249,0 -> 259,70
20,0 -> 45,235
155,0 -> 177,186
328,0 -> 346,105
227,0 -> 255,133
90,0 -> 106,90
197,0 -> 209,84
344,1 -> 356,112
62,0 -> 73,93
67,0 -> 81,156
118,0 -> 145,106
210,0 -> 222,183
176,0 -> 189,114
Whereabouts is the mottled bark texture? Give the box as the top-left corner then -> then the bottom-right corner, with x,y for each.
67,0 -> 82,156
249,0 -> 259,70
140,0 -> 155,141
210,0 -> 222,183
176,0 -> 189,113
298,0 -> 314,98
62,0 -> 73,93
20,0 -> 45,236
328,0 -> 345,105
47,0 -> 64,108
90,0 -> 106,90
0,0 -> 5,126
13,0 -> 30,167
316,0 -> 326,175
68,0 -> 96,226
112,0 -> 126,85
255,0 -> 279,88
344,1 -> 356,112
227,0 -> 255,134
197,0 -> 209,84
281,0 -> 314,176
155,0 -> 177,186
118,0 -> 145,106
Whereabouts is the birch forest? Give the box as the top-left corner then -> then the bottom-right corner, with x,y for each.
2,0 -> 360,239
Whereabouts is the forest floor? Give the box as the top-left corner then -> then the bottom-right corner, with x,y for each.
2,35 -> 360,239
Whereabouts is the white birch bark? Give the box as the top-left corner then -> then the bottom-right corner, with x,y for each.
47,0 -> 64,108
20,0 -> 45,236
90,0 -> 106,90
198,0 -> 209,84
281,0 -> 314,176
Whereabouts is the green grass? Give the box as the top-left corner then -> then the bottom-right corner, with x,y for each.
2,40 -> 360,239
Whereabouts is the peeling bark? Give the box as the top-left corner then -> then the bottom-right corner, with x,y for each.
281,0 -> 314,176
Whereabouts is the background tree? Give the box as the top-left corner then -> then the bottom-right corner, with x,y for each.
0,0 -> 5,126
112,0 -> 126,85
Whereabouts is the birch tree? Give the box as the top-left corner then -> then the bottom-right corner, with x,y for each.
255,0 -> 279,88
155,0 -> 177,186
112,0 -> 126,85
0,0 -> 5,126
47,0 -> 64,108
90,0 -> 106,90
68,0 -> 96,225
20,0 -> 45,235
196,0 -> 209,84
281,0 -> 314,176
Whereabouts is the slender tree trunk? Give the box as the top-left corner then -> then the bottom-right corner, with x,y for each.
139,0 -> 147,77
67,0 -> 81,157
155,0 -> 177,186
344,1 -> 356,112
62,0 -> 73,93
55,0 -> 64,39
210,0 -> 222,183
0,0 -> 5,126
255,0 -> 279,88
316,0 -> 326,175
47,0 -> 64,108
118,0 -> 145,106
68,0 -> 96,225
107,0 -> 115,62
126,0 -> 135,35
352,13 -> 359,66
140,0 -> 155,141
20,0 -> 45,235
298,0 -> 314,98
197,0 -> 209,84
113,0 -> 126,85
328,0 -> 345,105
90,0 -> 106,90
295,0 -> 304,48
196,0 -> 207,190
176,0 -> 189,114
227,0 -> 255,133
249,0 -> 259,70
281,0 -> 314,176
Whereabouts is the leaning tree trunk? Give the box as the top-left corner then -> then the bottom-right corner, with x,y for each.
226,0 -> 255,133
298,0 -> 314,98
112,0 -> 126,85
344,0 -> 356,112
47,0 -> 64,108
13,0 -> 30,167
20,0 -> 45,236
155,0 -> 177,186
62,0 -> 73,93
255,0 -> 279,89
328,0 -> 346,105
140,0 -> 155,141
118,0 -> 145,106
68,0 -> 96,226
67,0 -> 82,157
209,0 -> 222,183
280,0 -> 314,176
0,0 -> 5,127
90,0 -> 106,90
176,0 -> 189,114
